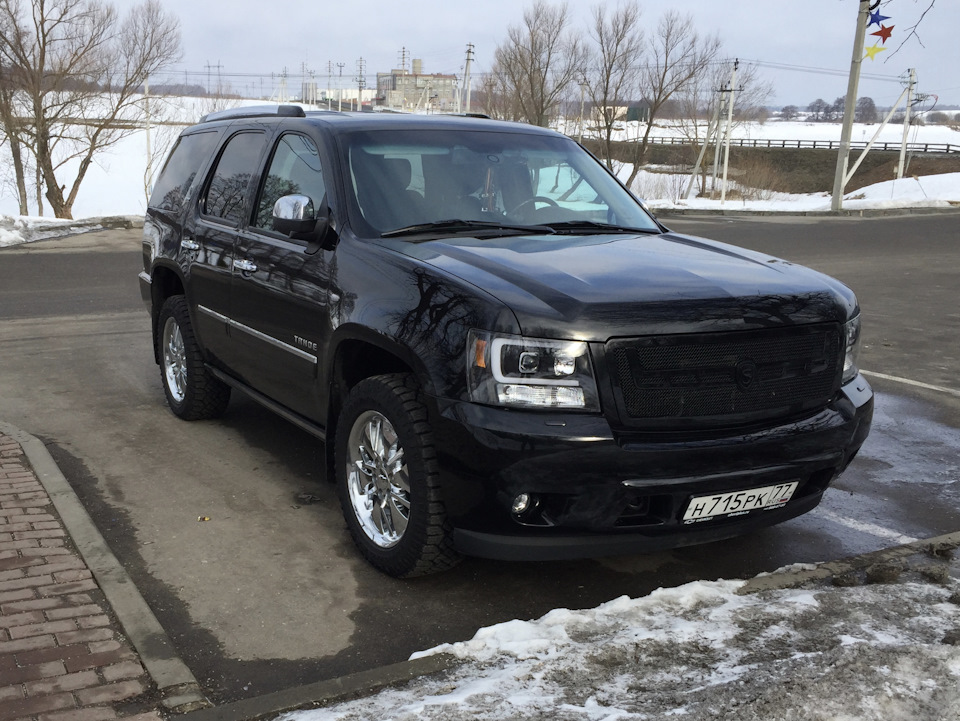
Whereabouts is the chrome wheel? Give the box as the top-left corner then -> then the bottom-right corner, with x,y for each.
162,316 -> 187,404
345,410 -> 411,548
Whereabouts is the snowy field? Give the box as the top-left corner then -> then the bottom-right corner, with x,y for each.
1,98 -> 959,229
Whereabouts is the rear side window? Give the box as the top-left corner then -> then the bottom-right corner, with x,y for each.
149,131 -> 219,211
203,131 -> 267,225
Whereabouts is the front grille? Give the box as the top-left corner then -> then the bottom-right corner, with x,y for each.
606,324 -> 842,429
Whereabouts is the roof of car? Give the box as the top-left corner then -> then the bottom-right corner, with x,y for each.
193,104 -> 564,138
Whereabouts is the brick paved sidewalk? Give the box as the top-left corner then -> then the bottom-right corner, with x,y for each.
0,432 -> 164,721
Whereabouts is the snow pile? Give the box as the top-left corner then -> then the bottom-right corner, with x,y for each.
0,215 -> 102,248
281,575 -> 960,721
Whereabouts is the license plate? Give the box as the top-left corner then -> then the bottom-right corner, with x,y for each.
682,481 -> 799,523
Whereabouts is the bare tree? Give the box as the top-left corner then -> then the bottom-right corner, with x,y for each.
623,10 -> 722,189
0,64 -> 30,215
0,0 -> 181,218
584,1 -> 644,171
491,1 -> 585,127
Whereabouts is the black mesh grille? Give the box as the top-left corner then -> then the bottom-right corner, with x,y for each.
606,325 -> 842,427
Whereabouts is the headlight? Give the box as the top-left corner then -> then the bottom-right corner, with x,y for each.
467,330 -> 600,410
842,315 -> 862,384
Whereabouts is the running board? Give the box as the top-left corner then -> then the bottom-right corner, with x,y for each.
206,366 -> 327,442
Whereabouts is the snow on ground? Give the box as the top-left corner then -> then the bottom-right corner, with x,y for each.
279,567 -> 960,721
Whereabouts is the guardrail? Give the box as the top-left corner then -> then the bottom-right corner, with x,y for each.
644,136 -> 960,154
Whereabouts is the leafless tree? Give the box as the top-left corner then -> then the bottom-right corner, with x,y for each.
885,0 -> 936,59
0,66 -> 30,214
583,1 -> 644,171
490,1 -> 585,127
623,10 -> 722,189
0,0 -> 181,218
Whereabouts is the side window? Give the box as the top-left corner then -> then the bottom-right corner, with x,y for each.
148,131 -> 219,211
532,162 -> 611,223
203,131 -> 267,225
253,133 -> 326,229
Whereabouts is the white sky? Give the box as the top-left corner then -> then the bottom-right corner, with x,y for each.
152,0 -> 960,108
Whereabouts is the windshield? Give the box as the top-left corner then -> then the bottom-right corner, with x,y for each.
341,128 -> 660,237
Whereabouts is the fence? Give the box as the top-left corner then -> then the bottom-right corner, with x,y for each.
644,136 -> 959,154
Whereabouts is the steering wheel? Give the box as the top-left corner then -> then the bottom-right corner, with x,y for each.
509,195 -> 560,219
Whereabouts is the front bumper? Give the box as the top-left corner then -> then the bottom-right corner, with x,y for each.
430,375 -> 874,561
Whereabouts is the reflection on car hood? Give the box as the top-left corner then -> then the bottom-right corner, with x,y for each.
397,231 -> 858,339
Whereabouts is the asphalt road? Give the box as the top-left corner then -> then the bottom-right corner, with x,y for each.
0,213 -> 958,704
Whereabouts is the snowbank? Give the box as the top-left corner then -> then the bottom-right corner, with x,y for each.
280,570 -> 960,720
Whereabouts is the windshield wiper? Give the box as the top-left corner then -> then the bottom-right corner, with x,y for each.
381,219 -> 555,239
542,220 -> 661,235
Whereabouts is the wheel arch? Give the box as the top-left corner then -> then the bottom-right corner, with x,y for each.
322,327 -> 437,483
149,262 -> 187,365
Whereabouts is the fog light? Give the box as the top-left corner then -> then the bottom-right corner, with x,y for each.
512,493 -> 532,514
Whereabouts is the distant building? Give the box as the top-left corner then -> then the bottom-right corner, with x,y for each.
376,58 -> 457,111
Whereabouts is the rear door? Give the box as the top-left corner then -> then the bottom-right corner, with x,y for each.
189,129 -> 270,370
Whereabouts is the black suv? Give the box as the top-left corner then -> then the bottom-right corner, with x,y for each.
140,105 -> 873,577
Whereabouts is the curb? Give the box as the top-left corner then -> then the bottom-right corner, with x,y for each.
0,421 -> 210,714
178,653 -> 460,721
739,530 -> 960,595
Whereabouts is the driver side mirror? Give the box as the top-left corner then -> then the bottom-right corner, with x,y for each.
272,194 -> 337,252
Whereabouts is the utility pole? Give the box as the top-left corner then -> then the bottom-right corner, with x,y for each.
578,80 -> 586,143
327,61 -> 333,109
356,57 -> 366,111
711,88 -> 728,197
463,43 -> 474,113
684,91 -> 724,200
831,0 -> 873,212
337,62 -> 345,111
897,68 -> 917,179
720,60 -> 739,205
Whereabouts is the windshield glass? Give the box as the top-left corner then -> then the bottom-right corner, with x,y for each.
341,128 -> 659,237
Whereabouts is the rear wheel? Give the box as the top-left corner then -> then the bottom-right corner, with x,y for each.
335,374 -> 460,577
157,296 -> 230,420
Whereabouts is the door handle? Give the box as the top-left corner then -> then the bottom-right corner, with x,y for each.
234,259 -> 258,273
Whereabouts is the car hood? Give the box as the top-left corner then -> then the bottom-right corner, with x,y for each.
394,232 -> 858,339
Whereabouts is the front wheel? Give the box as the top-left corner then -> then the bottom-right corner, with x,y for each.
335,374 -> 460,577
157,296 -> 230,420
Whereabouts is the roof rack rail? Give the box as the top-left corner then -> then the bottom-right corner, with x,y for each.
200,104 -> 306,123
443,112 -> 492,119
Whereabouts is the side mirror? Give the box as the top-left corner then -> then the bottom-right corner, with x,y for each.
272,194 -> 317,235
272,194 -> 338,252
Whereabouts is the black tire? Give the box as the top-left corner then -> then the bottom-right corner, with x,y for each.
156,296 -> 231,420
335,374 -> 460,577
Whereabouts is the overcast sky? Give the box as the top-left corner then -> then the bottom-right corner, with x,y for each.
153,0 -> 959,109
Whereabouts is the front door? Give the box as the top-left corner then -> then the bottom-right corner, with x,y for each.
229,131 -> 331,421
